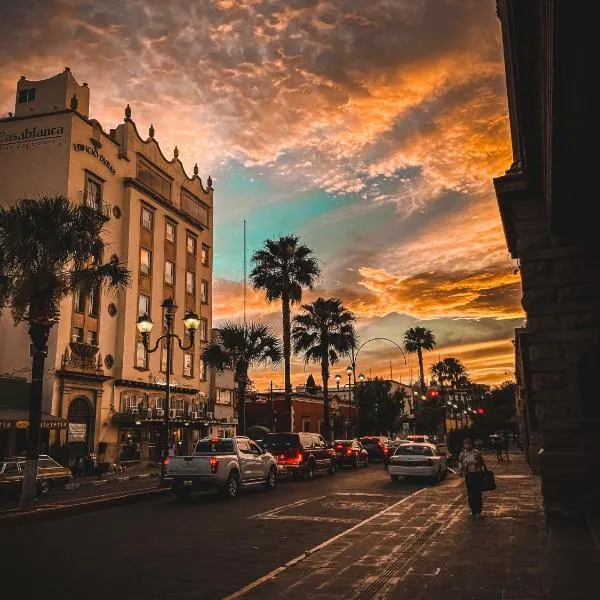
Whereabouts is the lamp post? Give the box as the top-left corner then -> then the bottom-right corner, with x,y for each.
136,298 -> 200,481
335,373 -> 341,392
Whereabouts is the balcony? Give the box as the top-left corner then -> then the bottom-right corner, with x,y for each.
62,342 -> 102,372
181,191 -> 209,228
81,190 -> 111,218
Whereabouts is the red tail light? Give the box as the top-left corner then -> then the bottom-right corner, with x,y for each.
210,456 -> 219,474
336,444 -> 343,450
383,447 -> 389,454
162,457 -> 169,466
346,448 -> 353,456
278,450 -> 303,465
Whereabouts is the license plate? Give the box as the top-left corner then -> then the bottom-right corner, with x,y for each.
183,480 -> 193,486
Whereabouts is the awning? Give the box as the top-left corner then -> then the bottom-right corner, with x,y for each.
0,409 -> 68,430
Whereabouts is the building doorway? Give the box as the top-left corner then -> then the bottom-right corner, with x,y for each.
67,396 -> 92,457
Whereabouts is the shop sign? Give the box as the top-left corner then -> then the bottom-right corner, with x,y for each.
0,125 -> 65,152
0,420 -> 13,429
72,143 -> 116,175
68,422 -> 87,442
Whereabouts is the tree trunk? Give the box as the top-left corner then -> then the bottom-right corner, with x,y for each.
20,322 -> 51,510
281,290 -> 293,430
321,353 -> 330,442
237,372 -> 247,435
417,347 -> 425,390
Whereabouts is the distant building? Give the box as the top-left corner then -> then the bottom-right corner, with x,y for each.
207,329 -> 237,438
0,69 -> 213,462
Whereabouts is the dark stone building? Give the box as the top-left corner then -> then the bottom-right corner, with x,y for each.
495,1 -> 600,514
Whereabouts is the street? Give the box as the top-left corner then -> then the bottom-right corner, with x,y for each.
1,454 -> 563,600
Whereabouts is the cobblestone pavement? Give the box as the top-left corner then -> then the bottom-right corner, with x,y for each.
232,453 -> 591,600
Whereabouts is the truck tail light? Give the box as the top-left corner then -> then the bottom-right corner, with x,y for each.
210,456 -> 219,474
346,448 -> 353,456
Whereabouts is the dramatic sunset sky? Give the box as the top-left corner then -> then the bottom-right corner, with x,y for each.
0,0 -> 522,389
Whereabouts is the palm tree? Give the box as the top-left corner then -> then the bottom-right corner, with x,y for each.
292,298 -> 356,441
250,235 -> 320,430
403,326 -> 436,390
201,322 -> 282,435
0,195 -> 130,509
442,357 -> 468,387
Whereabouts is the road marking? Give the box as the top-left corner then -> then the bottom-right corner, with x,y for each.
257,514 -> 360,524
224,488 -> 427,600
248,495 -> 327,519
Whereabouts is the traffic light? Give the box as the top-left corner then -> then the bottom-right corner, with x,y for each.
475,407 -> 485,415
427,389 -> 440,398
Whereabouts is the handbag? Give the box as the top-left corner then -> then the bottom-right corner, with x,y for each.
481,469 -> 496,491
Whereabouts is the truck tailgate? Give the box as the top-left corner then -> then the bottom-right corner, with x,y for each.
167,455 -> 211,476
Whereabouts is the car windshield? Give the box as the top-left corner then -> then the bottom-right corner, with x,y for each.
1,462 -> 20,475
362,438 -> 382,446
194,439 -> 235,453
262,434 -> 299,451
395,445 -> 433,456
38,458 -> 59,468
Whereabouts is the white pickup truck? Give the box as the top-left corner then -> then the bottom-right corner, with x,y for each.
167,436 -> 278,500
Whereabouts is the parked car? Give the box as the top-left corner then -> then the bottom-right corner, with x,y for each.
262,432 -> 336,479
333,439 -> 369,469
388,443 -> 447,483
384,439 -> 411,467
359,436 -> 390,463
0,455 -> 72,499
166,436 -> 278,500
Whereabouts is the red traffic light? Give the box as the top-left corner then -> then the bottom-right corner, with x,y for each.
476,407 -> 485,415
427,389 -> 440,397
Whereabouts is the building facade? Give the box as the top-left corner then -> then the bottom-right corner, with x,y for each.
207,334 -> 238,438
495,2 -> 600,513
0,69 -> 213,462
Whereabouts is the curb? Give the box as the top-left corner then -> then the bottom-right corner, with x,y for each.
0,486 -> 170,529
65,471 -> 159,490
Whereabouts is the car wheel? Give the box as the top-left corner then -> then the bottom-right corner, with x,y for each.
38,479 -> 51,496
224,471 -> 240,499
306,460 -> 316,480
264,466 -> 277,491
175,486 -> 192,501
328,460 -> 336,475
391,475 -> 400,483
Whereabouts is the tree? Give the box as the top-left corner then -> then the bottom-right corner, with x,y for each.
430,357 -> 469,387
250,235 -> 320,430
0,195 -> 130,509
355,378 -> 405,435
403,326 -> 436,390
305,373 -> 318,395
292,298 -> 356,441
201,322 -> 282,435
473,381 -> 517,434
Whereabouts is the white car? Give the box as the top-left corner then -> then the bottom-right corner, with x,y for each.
388,442 -> 447,483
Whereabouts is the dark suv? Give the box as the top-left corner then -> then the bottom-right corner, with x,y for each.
262,432 -> 336,479
359,436 -> 390,463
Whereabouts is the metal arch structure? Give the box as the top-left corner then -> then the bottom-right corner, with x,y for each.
347,337 -> 408,435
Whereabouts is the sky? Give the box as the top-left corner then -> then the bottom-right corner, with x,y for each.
0,0 -> 522,390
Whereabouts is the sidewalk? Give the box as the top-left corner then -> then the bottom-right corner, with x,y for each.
65,462 -> 160,490
234,452 -> 600,600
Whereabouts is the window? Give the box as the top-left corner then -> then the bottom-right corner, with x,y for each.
135,341 -> 148,369
71,327 -> 84,343
199,319 -> 207,342
87,330 -> 98,346
237,439 -> 252,455
165,221 -> 176,244
137,159 -> 172,201
186,270 -> 195,295
200,359 -> 207,381
18,88 -> 36,103
200,280 -> 209,304
138,294 -> 150,318
164,260 -> 175,285
89,286 -> 100,317
248,441 -> 263,455
73,290 -> 86,313
181,190 -> 209,227
140,248 -> 152,274
303,419 -> 311,432
84,177 -> 102,212
160,345 -> 172,373
217,388 -> 232,405
186,233 -> 197,255
183,352 -> 193,377
201,244 -> 210,267
141,207 -> 153,231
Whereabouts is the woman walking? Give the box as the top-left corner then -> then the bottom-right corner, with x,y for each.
459,437 -> 487,520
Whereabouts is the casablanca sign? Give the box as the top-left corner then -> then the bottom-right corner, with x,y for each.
0,124 -> 65,152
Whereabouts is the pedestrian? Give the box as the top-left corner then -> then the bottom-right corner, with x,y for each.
502,431 -> 510,461
459,437 -> 487,520
492,434 -> 503,461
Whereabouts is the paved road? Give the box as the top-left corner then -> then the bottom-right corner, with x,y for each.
1,463 -> 445,599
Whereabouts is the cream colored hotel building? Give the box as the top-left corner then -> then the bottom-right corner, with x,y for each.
0,68 -> 224,462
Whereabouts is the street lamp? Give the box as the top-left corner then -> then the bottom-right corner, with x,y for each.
136,298 -> 199,481
358,373 -> 365,383
335,373 -> 342,391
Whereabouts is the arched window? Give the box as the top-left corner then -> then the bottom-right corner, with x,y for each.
67,397 -> 92,454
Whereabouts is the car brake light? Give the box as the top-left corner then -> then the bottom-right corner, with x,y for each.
383,447 -> 389,454
336,444 -> 343,450
162,457 -> 169,466
346,448 -> 353,456
210,456 -> 219,474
